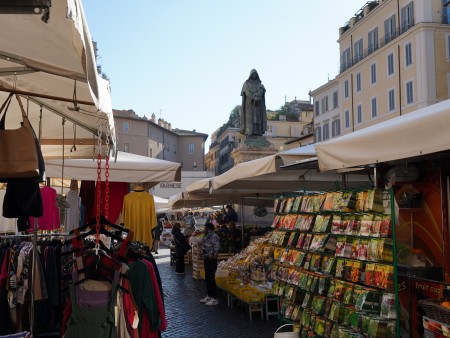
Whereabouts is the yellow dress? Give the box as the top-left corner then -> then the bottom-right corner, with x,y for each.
122,191 -> 157,246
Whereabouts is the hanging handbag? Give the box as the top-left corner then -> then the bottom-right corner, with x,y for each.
0,93 -> 45,182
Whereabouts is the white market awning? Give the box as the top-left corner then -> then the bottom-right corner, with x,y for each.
315,99 -> 450,171
0,0 -> 116,157
209,144 -> 318,194
170,144 -> 371,210
168,191 -> 274,210
45,151 -> 181,185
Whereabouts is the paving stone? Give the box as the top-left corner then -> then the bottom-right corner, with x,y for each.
154,245 -> 282,338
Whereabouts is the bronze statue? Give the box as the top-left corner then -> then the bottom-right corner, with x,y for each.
240,69 -> 267,136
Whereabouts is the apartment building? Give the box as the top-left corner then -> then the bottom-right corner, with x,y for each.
113,109 -> 208,171
312,0 -> 450,139
310,79 -> 341,143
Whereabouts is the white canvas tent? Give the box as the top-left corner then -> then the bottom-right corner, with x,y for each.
170,144 -> 371,210
209,144 -> 369,194
168,191 -> 274,210
315,99 -> 450,172
45,151 -> 181,185
0,0 -> 116,158
154,195 -> 170,213
209,144 -> 317,193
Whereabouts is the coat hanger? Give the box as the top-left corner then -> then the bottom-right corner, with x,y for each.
73,254 -> 129,294
69,214 -> 129,236
75,225 -> 124,243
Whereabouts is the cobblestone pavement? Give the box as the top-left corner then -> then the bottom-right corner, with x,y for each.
154,245 -> 282,338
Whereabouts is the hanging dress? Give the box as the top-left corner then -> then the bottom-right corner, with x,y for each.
64,271 -> 119,338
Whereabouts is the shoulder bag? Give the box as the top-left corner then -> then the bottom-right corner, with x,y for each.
0,93 -> 45,182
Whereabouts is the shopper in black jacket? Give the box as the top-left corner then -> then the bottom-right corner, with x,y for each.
172,222 -> 189,274
224,204 -> 238,223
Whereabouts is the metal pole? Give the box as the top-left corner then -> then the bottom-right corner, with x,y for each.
30,218 -> 38,336
390,187 -> 400,337
240,196 -> 245,249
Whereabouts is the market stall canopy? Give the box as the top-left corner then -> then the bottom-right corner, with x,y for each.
0,0 -> 116,158
169,191 -> 274,210
210,144 -> 318,194
45,151 -> 181,185
315,99 -> 450,172
209,144 -> 368,194
154,195 -> 170,213
172,143 -> 373,210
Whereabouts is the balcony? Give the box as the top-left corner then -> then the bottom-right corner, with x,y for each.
339,20 -> 415,73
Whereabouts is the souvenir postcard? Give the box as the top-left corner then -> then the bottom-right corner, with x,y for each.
291,196 -> 302,213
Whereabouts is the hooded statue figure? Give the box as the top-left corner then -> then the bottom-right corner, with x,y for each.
240,69 -> 267,136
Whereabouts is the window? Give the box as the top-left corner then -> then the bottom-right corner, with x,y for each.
368,27 -> 379,54
342,47 -> 351,71
332,119 -> 341,137
345,110 -> 350,128
323,123 -> 330,140
357,104 -> 362,123
321,96 -> 328,113
123,142 -> 130,153
384,14 -> 396,43
389,89 -> 396,111
406,81 -> 414,104
188,143 -> 194,154
344,80 -> 349,98
315,101 -> 320,116
356,73 -> 362,92
371,97 -> 377,118
291,126 -> 301,137
314,127 -> 322,143
444,1 -> 450,24
353,39 -> 363,63
405,42 -> 412,66
388,53 -> 395,75
401,2 -> 414,33
447,35 -> 450,60
371,63 -> 377,84
333,91 -> 338,108
122,121 -> 129,134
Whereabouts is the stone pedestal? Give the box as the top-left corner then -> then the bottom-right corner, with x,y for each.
232,134 -> 277,164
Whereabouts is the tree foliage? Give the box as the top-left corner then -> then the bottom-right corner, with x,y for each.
217,105 -> 241,138
274,102 -> 300,121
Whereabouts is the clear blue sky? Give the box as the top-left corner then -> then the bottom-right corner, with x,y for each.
83,1 -> 365,149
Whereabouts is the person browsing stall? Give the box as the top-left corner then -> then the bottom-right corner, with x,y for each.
200,222 -> 221,306
171,222 -> 190,274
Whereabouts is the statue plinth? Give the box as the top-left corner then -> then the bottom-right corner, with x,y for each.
242,135 -> 272,148
232,133 -> 276,164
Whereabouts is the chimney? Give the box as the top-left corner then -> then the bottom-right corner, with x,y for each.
163,121 -> 168,129
168,123 -> 172,130
350,17 -> 356,27
151,113 -> 156,123
364,5 -> 370,16
158,118 -> 163,126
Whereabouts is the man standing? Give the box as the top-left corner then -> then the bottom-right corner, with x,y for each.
185,211 -> 196,235
200,222 -> 221,306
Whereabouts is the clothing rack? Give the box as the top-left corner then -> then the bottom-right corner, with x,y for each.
1,232 -> 70,239
1,227 -> 71,336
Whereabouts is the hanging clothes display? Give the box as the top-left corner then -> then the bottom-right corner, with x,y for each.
94,182 -> 129,224
0,237 -> 49,336
30,185 -> 60,230
122,190 -> 157,247
79,181 -> 95,224
59,225 -> 166,338
0,188 -> 16,234
64,189 -> 80,234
